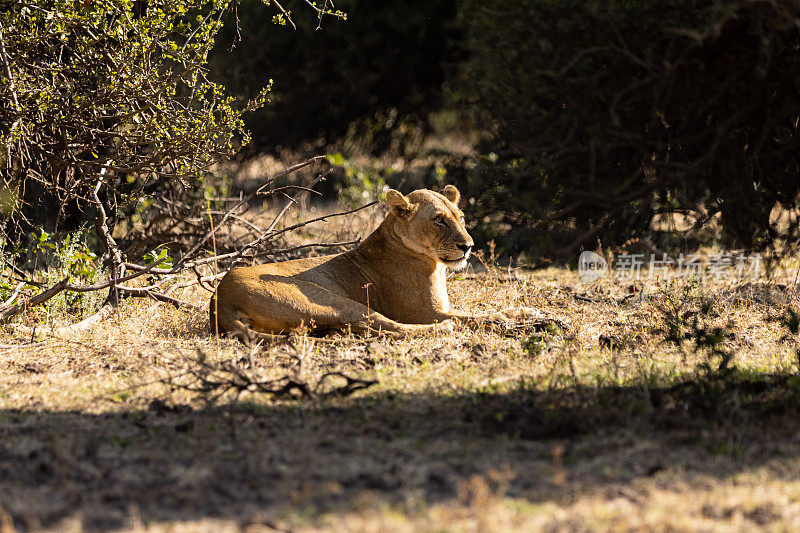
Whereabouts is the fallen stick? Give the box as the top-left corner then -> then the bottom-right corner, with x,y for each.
0,277 -> 70,323
0,257 -> 168,324
52,301 -> 117,337
1,282 -> 24,307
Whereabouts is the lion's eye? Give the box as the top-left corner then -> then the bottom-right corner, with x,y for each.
434,215 -> 446,226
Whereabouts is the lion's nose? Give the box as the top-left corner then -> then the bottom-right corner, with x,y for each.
457,243 -> 473,254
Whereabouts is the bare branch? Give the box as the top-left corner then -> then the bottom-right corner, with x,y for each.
53,302 -> 116,337
0,278 -> 70,323
266,201 -> 377,241
2,282 -> 25,307
116,287 -> 202,309
176,156 -> 326,267
0,257 -> 168,324
0,21 -> 21,166
91,169 -> 125,306
263,168 -> 332,235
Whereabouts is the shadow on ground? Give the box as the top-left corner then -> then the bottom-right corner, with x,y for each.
2,372 -> 800,530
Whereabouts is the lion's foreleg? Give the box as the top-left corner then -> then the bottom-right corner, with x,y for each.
354,311 -> 454,337
440,307 -> 542,325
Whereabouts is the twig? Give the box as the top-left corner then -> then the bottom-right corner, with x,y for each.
176,156 -> 325,268
257,184 -> 322,197
0,278 -> 70,323
125,235 -> 359,276
266,239 -> 361,257
255,155 -> 325,193
266,201 -> 377,241
0,257 -> 167,324
263,168 -> 332,235
271,0 -> 297,29
124,253 -> 240,273
116,287 -> 201,309
0,22 -> 22,166
1,282 -> 24,307
4,260 -> 35,282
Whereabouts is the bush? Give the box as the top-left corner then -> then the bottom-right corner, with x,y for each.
0,0 -> 278,237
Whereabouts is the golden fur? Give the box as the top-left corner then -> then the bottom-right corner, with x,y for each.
211,185 -> 531,337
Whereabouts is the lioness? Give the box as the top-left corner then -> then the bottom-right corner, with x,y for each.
211,185 -> 533,337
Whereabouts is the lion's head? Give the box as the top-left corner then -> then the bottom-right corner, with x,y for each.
385,185 -> 474,270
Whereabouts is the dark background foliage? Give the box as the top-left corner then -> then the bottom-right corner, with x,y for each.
209,0 -> 800,260
451,0 -> 800,258
210,0 -> 460,151
3,0 -> 799,261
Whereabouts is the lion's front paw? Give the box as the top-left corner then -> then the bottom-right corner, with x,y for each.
434,319 -> 456,334
499,307 -> 542,320
491,308 -> 568,337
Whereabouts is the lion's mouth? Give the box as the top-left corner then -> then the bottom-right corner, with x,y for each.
441,254 -> 470,266
441,250 -> 470,264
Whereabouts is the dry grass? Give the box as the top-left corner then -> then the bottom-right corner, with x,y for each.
2,204 -> 800,532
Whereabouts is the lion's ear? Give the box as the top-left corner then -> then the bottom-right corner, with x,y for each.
442,184 -> 461,205
385,189 -> 413,219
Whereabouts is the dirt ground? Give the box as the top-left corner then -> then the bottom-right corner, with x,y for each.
2,203 -> 800,532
